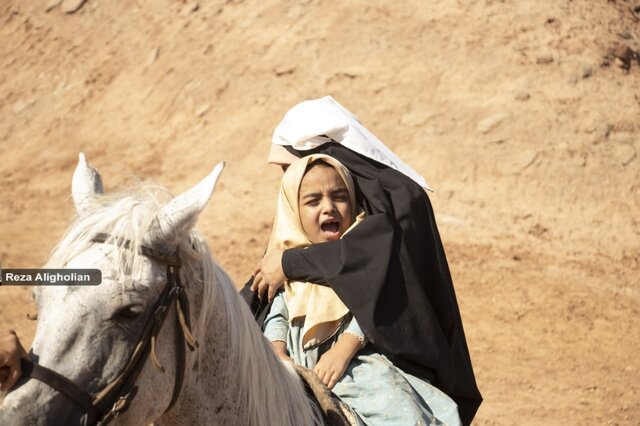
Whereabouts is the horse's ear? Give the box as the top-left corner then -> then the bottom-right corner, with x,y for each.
156,162 -> 225,243
72,153 -> 104,215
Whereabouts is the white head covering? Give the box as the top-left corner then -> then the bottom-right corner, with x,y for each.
271,95 -> 433,191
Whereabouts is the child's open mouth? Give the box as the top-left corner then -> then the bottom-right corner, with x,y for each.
320,221 -> 341,239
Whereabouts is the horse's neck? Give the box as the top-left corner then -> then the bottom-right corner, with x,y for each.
163,264 -> 320,426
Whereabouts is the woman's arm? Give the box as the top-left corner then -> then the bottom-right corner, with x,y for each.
251,213 -> 392,302
251,249 -> 288,302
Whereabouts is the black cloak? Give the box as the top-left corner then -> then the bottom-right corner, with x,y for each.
241,143 -> 482,424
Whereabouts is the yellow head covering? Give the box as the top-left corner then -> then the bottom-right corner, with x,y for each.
268,154 -> 361,348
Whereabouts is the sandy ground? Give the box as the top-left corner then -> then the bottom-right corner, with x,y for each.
1,0 -> 639,424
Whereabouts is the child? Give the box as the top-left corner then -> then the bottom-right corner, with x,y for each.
263,154 -> 461,425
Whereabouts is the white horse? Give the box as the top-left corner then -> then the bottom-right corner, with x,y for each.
0,154 -> 326,425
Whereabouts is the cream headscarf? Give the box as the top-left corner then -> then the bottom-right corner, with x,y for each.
268,154 -> 362,348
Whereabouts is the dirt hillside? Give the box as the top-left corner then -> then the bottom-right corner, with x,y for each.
1,0 -> 639,424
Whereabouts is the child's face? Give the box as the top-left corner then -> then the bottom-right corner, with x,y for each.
298,164 -> 353,243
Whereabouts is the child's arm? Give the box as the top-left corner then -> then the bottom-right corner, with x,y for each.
313,316 -> 367,390
270,340 -> 292,362
263,292 -> 293,362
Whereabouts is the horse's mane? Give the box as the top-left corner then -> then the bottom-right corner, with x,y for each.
46,183 -> 321,426
212,255 -> 323,426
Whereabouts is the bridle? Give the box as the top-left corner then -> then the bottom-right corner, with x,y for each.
19,233 -> 199,425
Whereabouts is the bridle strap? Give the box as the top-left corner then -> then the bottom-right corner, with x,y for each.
20,358 -> 102,421
170,285 -> 186,411
90,235 -> 188,423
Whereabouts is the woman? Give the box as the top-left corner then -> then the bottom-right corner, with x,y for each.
244,96 -> 482,425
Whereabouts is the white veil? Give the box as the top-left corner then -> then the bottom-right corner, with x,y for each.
271,96 -> 432,191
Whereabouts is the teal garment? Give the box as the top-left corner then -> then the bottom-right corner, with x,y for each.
263,292 -> 462,426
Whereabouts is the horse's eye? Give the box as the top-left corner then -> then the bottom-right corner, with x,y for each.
112,304 -> 145,320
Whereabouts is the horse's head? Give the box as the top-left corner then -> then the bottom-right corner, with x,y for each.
0,154 -> 224,425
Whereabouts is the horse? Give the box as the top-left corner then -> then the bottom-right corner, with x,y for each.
0,154 -> 328,425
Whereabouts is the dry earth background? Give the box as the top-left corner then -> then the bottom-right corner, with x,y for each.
1,0 -> 639,424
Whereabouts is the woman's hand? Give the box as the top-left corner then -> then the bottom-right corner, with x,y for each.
0,329 -> 27,392
252,249 -> 287,302
313,333 -> 362,390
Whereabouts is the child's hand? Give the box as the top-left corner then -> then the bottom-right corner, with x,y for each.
313,347 -> 350,390
314,333 -> 362,390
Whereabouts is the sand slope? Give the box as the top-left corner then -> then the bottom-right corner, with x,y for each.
1,0 -> 638,424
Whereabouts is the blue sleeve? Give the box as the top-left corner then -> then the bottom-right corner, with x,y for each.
262,291 -> 289,343
344,315 -> 369,347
